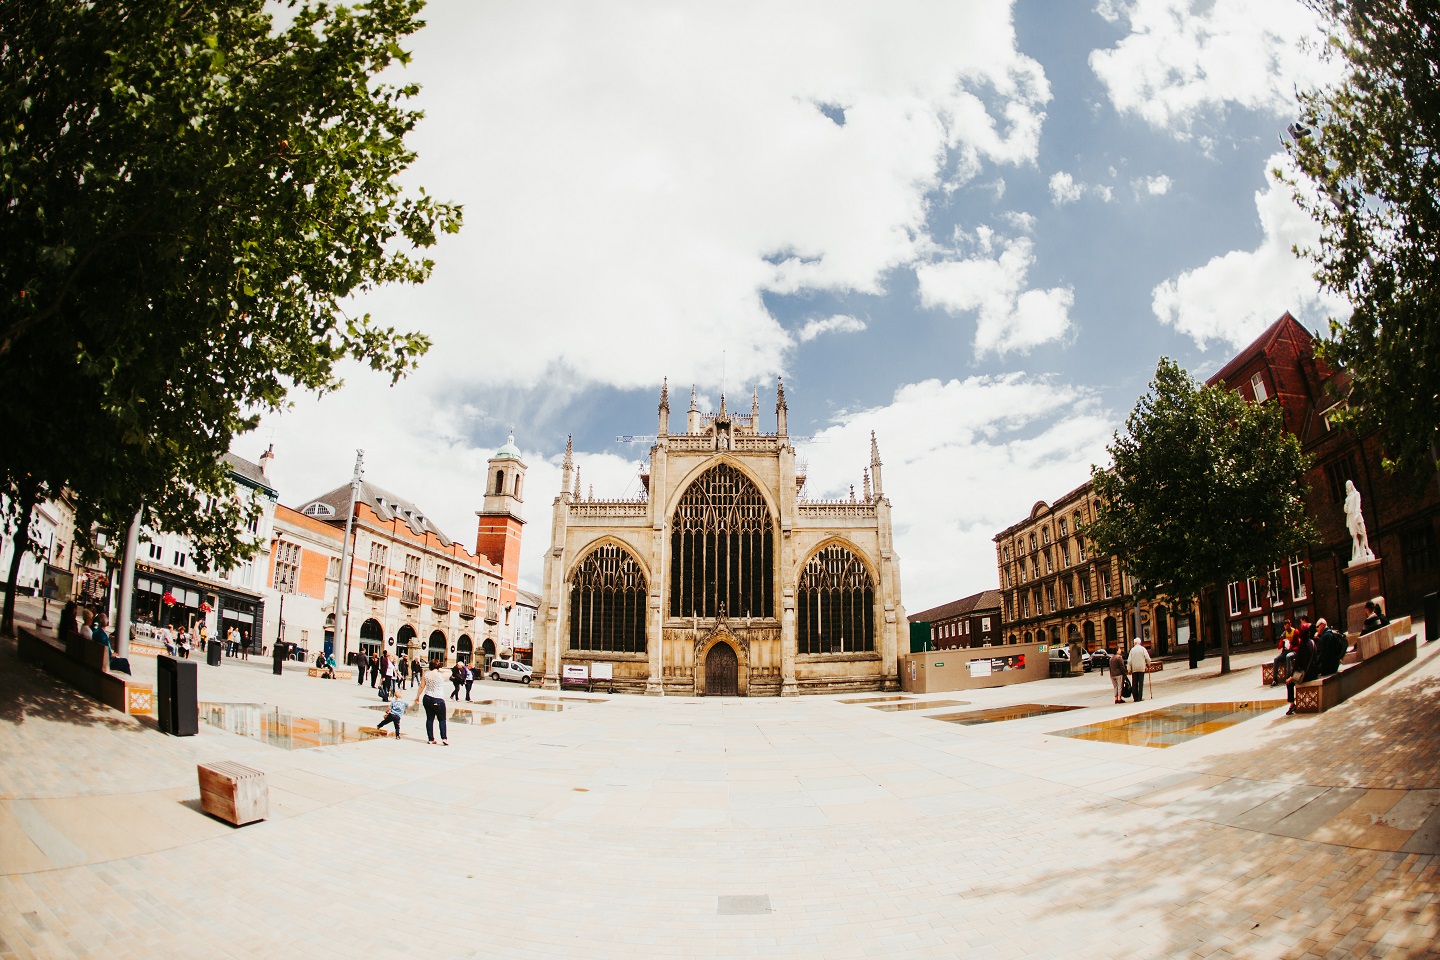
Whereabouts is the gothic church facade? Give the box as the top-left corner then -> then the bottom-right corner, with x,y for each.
535,381 -> 906,695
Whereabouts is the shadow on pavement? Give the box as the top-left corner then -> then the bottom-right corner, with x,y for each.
0,634 -> 134,730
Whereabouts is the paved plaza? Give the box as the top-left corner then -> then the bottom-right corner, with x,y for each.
2,615 -> 1438,959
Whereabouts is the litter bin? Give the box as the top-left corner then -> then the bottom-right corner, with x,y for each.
206,639 -> 222,667
272,642 -> 287,675
157,655 -> 199,736
1427,592 -> 1438,644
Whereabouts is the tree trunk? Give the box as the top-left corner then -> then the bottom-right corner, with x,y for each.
1,480 -> 39,637
1210,585 -> 1231,675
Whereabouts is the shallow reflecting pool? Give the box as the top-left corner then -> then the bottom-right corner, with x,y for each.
929,703 -> 1084,725
869,699 -> 970,712
1047,701 -> 1286,748
841,696 -> 914,705
367,704 -> 514,726
200,702 -> 381,749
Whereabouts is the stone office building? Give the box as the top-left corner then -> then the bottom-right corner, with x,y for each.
994,482 -> 1181,655
535,381 -> 907,695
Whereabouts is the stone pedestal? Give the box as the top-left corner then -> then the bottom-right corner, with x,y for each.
1344,557 -> 1384,637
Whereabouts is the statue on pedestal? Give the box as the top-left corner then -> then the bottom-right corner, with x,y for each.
1344,480 -> 1375,565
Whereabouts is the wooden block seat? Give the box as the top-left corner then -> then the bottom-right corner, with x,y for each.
198,761 -> 268,825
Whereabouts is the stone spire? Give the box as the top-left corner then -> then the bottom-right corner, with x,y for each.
750,388 -> 759,431
870,430 -> 884,498
863,467 -> 872,502
849,484 -> 856,502
573,465 -> 582,501
658,377 -> 670,436
561,434 -> 574,497
718,391 -> 728,422
687,385 -> 699,433
775,376 -> 788,437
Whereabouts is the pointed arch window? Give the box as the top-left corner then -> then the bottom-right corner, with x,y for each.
796,543 -> 875,655
569,544 -> 648,653
669,464 -> 774,618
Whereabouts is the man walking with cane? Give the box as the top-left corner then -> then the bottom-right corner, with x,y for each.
1127,637 -> 1152,702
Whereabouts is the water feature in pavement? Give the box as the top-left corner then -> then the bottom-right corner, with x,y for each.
1046,701 -> 1286,748
199,702 -> 381,749
868,699 -> 970,712
840,696 -> 913,705
928,703 -> 1084,725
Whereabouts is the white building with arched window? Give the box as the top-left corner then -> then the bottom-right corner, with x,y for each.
535,380 -> 906,695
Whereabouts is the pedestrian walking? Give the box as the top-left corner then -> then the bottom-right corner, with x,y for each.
1107,646 -> 1127,703
1126,638 -> 1151,702
369,652 -> 380,688
415,658 -> 450,746
449,661 -> 464,700
463,661 -> 474,701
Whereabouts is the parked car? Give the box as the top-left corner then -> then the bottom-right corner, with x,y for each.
489,658 -> 534,684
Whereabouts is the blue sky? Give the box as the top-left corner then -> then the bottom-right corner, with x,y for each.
255,0 -> 1346,610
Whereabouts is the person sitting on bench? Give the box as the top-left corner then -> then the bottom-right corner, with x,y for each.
1362,600 -> 1389,634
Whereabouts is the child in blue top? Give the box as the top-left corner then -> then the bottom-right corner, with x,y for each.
376,695 -> 405,738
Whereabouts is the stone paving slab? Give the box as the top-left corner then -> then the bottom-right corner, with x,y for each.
1,624 -> 1438,958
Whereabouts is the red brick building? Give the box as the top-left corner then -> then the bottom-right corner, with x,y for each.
908,590 -> 1003,650
1206,313 -> 1440,643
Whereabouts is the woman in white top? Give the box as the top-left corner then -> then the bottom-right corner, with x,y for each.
414,658 -> 450,745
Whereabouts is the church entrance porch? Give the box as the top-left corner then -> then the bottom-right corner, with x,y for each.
704,642 -> 739,696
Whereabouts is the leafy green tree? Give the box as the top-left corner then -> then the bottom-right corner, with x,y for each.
0,0 -> 460,631
1086,359 -> 1314,674
1286,0 -> 1440,481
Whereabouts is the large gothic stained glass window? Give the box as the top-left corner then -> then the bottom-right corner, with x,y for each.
797,543 -> 876,654
569,544 -> 647,653
669,464 -> 774,618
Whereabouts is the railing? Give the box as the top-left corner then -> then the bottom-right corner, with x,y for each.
400,588 -> 421,607
460,602 -> 476,620
797,500 -> 877,519
364,579 -> 386,599
484,604 -> 499,624
432,596 -> 450,614
569,500 -> 648,518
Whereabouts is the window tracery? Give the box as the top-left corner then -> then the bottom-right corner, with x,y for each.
669,464 -> 774,618
796,543 -> 875,655
569,543 -> 647,653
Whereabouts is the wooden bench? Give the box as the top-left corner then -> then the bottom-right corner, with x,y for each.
197,761 -> 268,825
1294,633 -> 1417,714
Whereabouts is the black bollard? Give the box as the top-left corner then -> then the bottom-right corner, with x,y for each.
272,643 -> 285,675
1426,592 -> 1438,643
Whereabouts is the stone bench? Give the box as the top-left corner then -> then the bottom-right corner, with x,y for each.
1294,633 -> 1416,714
18,627 -> 154,716
1344,616 -> 1412,665
197,761 -> 268,825
306,667 -> 354,680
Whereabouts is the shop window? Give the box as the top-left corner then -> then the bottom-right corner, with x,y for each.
1227,582 -> 1242,617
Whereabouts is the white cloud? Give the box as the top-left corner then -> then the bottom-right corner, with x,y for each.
797,314 -> 868,343
1137,174 -> 1173,195
377,2 -> 1052,395
1049,171 -> 1084,205
1050,170 -> 1115,205
1090,0 -> 1338,135
1151,152 -> 1349,348
916,236 -> 1074,355
796,375 -> 1115,609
